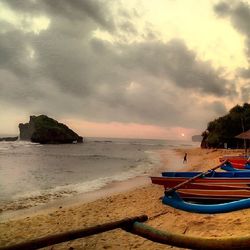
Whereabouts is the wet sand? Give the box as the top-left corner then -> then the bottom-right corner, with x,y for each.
1,148 -> 250,250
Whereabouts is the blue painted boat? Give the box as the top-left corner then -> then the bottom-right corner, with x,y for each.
162,192 -> 250,213
162,168 -> 250,178
219,155 -> 250,169
221,162 -> 250,172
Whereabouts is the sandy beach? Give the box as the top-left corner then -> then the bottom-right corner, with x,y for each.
1,147 -> 250,250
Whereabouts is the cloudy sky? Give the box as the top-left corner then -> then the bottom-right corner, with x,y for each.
0,0 -> 250,140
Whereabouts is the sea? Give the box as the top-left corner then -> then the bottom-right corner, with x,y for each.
0,137 -> 196,213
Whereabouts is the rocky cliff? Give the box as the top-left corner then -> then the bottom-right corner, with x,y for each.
19,115 -> 83,144
19,118 -> 35,140
0,136 -> 18,142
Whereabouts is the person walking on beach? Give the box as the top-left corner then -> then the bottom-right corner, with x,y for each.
183,152 -> 187,163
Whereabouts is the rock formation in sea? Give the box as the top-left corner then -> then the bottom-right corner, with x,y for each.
0,136 -> 18,142
200,131 -> 208,148
191,135 -> 202,142
19,115 -> 83,144
19,120 -> 35,140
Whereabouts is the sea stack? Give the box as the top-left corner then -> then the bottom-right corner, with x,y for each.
19,115 -> 83,144
0,136 -> 18,142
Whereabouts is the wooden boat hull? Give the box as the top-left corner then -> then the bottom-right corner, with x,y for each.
178,189 -> 250,201
151,175 -> 250,201
151,176 -> 250,189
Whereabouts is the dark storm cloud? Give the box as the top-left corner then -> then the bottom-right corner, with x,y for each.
214,1 -> 250,36
214,1 -> 250,101
241,83 -> 250,102
0,28 -> 34,78
118,40 -> 234,96
214,2 -> 231,16
207,101 -> 227,115
0,0 -> 233,129
2,0 -> 115,31
120,21 -> 138,35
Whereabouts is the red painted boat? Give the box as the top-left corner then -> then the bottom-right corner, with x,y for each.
178,189 -> 250,202
151,177 -> 250,202
151,176 -> 250,189
219,156 -> 250,169
151,176 -> 250,188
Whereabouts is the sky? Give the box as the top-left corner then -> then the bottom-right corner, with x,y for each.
0,0 -> 250,140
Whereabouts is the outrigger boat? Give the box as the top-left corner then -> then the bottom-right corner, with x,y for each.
221,162 -> 250,171
151,176 -> 250,203
151,176 -> 250,189
219,155 -> 250,169
178,188 -> 250,202
158,169 -> 250,186
162,168 -> 250,178
151,161 -> 250,213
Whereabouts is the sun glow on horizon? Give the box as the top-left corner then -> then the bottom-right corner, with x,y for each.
61,118 -> 197,141
0,0 -> 249,138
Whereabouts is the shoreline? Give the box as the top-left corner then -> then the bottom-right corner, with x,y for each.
0,148 -> 182,221
0,176 -> 151,222
2,147 -> 250,250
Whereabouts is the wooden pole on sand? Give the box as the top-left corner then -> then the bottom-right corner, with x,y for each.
128,221 -> 250,250
0,215 -> 148,250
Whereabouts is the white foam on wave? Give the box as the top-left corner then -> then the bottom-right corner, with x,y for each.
13,150 -> 161,201
0,140 -> 42,151
57,150 -> 160,192
0,147 -> 9,151
12,189 -> 49,199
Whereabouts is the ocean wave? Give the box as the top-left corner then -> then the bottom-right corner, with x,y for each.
67,151 -> 161,193
0,141 -> 42,153
12,151 -> 161,200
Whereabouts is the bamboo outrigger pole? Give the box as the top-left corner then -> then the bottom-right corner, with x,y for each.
4,214 -> 250,250
127,222 -> 250,250
0,215 -> 148,250
2,198 -> 250,250
164,160 -> 228,195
